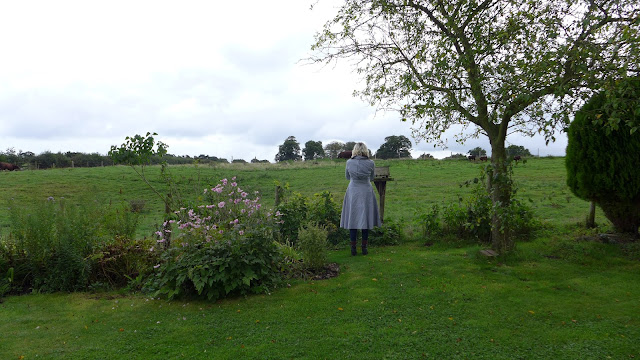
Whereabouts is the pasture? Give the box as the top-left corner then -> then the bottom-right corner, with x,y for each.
1,157 -> 639,359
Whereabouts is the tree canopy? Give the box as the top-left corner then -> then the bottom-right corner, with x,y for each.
312,0 -> 639,147
505,145 -> 532,157
275,136 -> 302,162
375,135 -> 412,159
324,141 -> 346,159
467,147 -> 486,157
303,140 -> 326,160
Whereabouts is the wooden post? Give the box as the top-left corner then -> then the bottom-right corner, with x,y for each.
275,185 -> 282,206
374,180 -> 387,223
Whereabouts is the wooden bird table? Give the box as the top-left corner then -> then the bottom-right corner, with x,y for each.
373,166 -> 393,223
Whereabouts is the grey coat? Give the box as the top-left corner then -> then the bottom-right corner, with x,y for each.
340,156 -> 382,229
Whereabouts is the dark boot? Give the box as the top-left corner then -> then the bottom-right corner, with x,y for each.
349,229 -> 358,256
362,230 -> 369,255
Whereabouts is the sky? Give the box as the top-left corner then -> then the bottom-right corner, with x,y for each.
0,0 -> 568,162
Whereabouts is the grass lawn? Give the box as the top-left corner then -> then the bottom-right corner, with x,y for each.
1,157 -> 639,358
2,239 -> 639,359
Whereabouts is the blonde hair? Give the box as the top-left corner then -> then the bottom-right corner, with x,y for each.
352,142 -> 369,157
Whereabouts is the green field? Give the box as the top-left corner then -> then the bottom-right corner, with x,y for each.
0,157 -> 603,236
1,157 -> 639,359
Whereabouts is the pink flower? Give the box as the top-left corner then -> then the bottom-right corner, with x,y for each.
155,231 -> 163,236
154,264 -> 161,269
232,176 -> 236,180
231,182 -> 237,187
218,201 -> 226,208
238,230 -> 244,235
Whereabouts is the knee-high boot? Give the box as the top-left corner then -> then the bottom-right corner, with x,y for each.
361,229 -> 369,255
349,229 -> 358,256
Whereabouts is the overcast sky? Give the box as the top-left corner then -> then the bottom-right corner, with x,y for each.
0,0 -> 567,161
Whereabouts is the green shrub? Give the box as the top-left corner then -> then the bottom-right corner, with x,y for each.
566,77 -> 640,235
308,191 -> 348,245
2,199 -> 141,294
417,168 -> 537,244
7,199 -> 102,292
275,192 -> 308,244
369,220 -> 404,246
90,236 -> 158,289
276,188 -> 347,245
415,204 -> 441,238
298,223 -> 329,271
148,229 -> 281,300
102,203 -> 140,240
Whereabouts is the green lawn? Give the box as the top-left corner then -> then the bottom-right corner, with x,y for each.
2,241 -> 639,359
1,157 -> 638,359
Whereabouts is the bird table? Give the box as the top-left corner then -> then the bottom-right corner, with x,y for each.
373,166 -> 393,223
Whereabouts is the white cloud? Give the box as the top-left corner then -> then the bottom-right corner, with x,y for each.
0,0 -> 567,161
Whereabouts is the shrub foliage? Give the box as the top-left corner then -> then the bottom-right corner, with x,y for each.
566,78 -> 640,235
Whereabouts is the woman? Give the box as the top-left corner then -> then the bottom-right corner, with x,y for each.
340,142 -> 381,255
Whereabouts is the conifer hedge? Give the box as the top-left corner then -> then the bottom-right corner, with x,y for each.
566,78 -> 640,235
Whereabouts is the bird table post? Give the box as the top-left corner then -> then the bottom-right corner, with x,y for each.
373,166 -> 392,224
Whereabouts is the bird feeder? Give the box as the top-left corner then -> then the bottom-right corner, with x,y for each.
373,166 -> 392,223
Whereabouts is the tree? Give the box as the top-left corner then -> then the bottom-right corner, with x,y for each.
566,78 -> 640,236
467,147 -> 486,157
418,153 -> 434,159
275,136 -> 302,162
375,135 -> 412,159
324,141 -> 345,159
344,141 -> 357,151
312,0 -> 640,251
505,145 -> 531,157
303,140 -> 325,160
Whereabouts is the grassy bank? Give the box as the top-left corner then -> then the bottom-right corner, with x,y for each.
0,157 -> 605,237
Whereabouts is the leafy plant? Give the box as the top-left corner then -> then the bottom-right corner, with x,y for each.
369,220 -> 404,246
298,222 -> 329,271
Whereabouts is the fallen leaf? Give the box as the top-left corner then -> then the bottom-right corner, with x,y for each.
119,328 -> 124,332
226,336 -> 232,340
338,307 -> 344,311
528,311 -> 535,314
372,278 -> 378,281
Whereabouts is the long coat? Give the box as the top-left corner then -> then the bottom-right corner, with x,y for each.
340,156 -> 381,229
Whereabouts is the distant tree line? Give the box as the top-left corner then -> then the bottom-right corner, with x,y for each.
0,148 -> 235,170
275,135 -> 537,162
275,135 -> 416,162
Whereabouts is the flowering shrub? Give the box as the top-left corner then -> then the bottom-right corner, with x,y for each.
148,177 -> 283,300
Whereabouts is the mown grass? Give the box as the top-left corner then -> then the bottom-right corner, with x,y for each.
1,241 -> 638,359
1,157 -> 637,359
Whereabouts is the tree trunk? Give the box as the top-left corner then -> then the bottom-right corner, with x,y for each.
488,139 -> 514,253
586,201 -> 596,229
